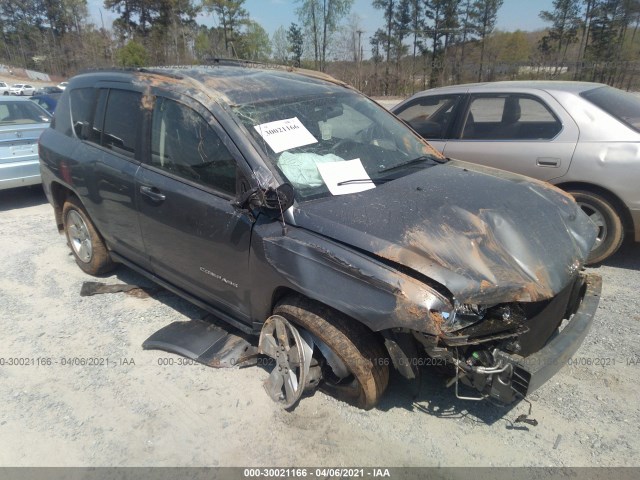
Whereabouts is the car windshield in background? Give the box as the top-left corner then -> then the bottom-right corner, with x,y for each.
581,86 -> 640,133
0,101 -> 51,125
232,92 -> 442,201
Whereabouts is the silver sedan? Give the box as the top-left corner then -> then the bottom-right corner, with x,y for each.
392,81 -> 640,263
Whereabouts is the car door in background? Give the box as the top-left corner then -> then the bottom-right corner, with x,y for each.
443,92 -> 579,181
136,95 -> 254,325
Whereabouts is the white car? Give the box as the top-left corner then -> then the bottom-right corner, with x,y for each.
57,82 -> 68,90
0,82 -> 9,95
10,84 -> 36,96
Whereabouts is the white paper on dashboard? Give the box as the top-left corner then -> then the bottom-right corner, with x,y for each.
254,117 -> 318,153
316,159 -> 376,196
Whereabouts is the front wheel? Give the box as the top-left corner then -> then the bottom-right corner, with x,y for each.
274,296 -> 389,410
62,197 -> 115,275
569,190 -> 624,264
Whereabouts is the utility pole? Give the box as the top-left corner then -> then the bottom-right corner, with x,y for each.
356,29 -> 363,90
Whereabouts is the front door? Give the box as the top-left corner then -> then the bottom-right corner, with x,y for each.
136,95 -> 254,323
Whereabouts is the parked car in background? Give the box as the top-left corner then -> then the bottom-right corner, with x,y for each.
57,82 -> 68,90
392,81 -> 640,264
0,96 -> 51,189
0,82 -> 9,95
30,93 -> 60,114
34,85 -> 63,96
10,84 -> 36,96
38,66 -> 600,410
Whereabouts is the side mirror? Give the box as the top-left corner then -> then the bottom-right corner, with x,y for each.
264,183 -> 295,212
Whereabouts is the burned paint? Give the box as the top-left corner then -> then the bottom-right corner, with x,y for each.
262,230 -> 451,335
293,160 -> 597,306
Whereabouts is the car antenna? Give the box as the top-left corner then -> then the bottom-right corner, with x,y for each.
276,190 -> 288,237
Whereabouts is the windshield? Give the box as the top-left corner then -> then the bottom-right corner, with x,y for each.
581,86 -> 640,133
0,100 -> 51,125
232,91 -> 443,201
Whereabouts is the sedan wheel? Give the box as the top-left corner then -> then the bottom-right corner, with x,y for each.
570,190 -> 624,264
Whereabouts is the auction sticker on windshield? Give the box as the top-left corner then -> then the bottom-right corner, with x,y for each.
254,117 -> 318,153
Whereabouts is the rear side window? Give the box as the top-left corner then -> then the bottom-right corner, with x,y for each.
581,86 -> 640,133
463,94 -> 561,140
150,97 -> 237,195
70,88 -> 97,140
0,101 -> 50,125
101,89 -> 142,159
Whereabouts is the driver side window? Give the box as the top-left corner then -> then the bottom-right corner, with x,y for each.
395,95 -> 462,139
150,97 -> 237,195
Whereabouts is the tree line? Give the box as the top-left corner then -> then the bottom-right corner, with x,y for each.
1,0 -> 639,95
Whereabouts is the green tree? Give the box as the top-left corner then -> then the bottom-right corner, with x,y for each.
296,0 -> 354,71
372,0 -> 395,94
471,0 -> 503,81
203,0 -> 248,56
115,39 -> 148,66
238,20 -> 271,60
456,0 -> 479,82
539,0 -> 581,69
287,23 -> 304,66
272,25 -> 290,63
423,0 -> 461,88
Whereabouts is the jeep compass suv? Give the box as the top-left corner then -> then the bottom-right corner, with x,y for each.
38,64 -> 601,409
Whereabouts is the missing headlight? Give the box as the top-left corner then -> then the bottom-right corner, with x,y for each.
441,303 -> 489,333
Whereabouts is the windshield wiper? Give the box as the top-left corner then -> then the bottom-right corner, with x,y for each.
337,178 -> 391,186
377,155 -> 446,174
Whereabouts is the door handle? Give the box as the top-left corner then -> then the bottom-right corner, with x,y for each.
536,157 -> 561,167
139,185 -> 166,202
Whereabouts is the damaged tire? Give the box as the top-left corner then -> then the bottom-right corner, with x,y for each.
62,196 -> 115,275
569,190 -> 624,264
274,296 -> 389,410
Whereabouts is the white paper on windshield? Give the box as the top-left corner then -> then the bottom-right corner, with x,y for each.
254,117 -> 318,153
316,159 -> 376,196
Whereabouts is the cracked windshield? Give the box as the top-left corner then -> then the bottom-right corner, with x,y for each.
233,91 -> 443,200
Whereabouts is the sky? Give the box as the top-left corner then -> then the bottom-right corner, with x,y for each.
87,0 -> 556,42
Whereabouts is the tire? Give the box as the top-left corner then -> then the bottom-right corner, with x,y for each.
62,196 -> 115,275
274,296 -> 389,410
569,190 -> 624,264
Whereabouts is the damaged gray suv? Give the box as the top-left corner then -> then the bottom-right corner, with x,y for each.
39,64 -> 601,410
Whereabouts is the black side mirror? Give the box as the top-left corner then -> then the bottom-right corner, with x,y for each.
264,183 -> 295,211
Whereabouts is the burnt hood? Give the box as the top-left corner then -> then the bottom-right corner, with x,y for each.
292,160 -> 597,305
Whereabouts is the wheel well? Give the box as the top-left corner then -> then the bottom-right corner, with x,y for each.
269,287 -> 383,338
555,181 -> 634,233
50,182 -> 76,232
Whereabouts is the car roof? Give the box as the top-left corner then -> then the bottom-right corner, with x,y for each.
0,96 -> 35,103
70,62 -> 354,106
413,80 -> 607,96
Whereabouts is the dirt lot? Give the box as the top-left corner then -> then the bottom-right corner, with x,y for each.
0,186 -> 639,467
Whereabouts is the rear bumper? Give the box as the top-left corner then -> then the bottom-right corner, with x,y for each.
490,273 -> 601,402
0,158 -> 41,190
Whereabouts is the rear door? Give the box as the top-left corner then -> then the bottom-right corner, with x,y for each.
69,85 -> 149,268
443,91 -> 579,181
136,94 -> 255,324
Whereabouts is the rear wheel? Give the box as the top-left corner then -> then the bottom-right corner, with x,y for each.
569,190 -> 624,264
62,197 -> 115,275
274,296 -> 389,410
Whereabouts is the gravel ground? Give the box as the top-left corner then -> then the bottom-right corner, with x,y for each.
0,186 -> 639,467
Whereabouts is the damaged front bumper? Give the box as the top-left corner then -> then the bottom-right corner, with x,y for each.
460,273 -> 602,403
